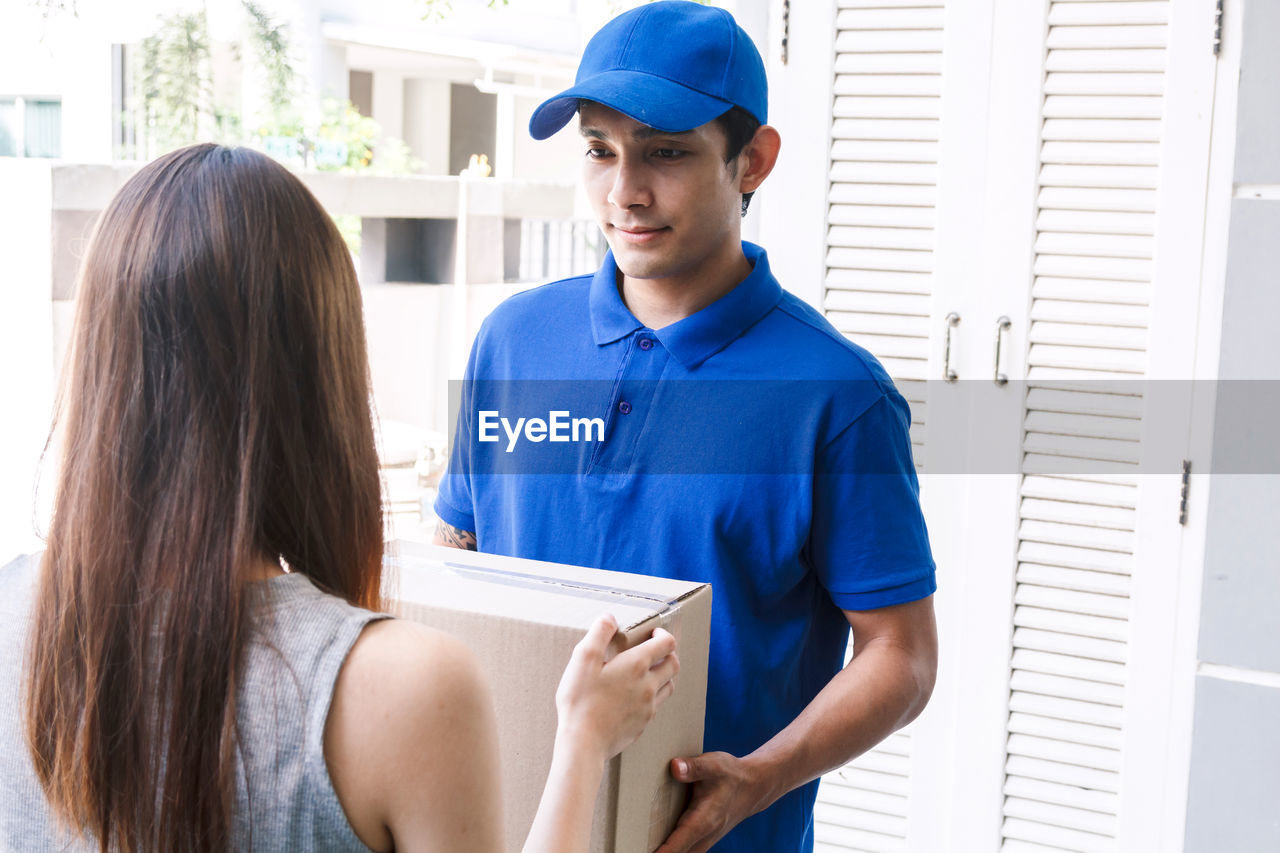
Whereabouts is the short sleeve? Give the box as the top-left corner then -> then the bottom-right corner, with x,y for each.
433,354 -> 478,534
809,390 -> 936,610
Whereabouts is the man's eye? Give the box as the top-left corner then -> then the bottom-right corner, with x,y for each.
653,148 -> 683,160
585,147 -> 611,159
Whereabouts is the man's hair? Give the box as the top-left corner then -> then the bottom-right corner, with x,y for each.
714,106 -> 762,216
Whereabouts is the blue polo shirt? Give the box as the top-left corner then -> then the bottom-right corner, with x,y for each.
435,242 -> 935,853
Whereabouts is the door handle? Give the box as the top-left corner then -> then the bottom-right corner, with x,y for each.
943,312 -> 960,382
994,315 -> 1011,386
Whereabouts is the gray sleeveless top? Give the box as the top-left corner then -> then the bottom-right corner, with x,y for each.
0,552 -> 389,852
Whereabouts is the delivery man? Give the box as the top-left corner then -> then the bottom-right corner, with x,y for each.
433,3 -> 938,851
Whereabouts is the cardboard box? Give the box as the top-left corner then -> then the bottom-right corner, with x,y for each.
388,540 -> 712,853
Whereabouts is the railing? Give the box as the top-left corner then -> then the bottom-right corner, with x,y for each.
516,218 -> 607,284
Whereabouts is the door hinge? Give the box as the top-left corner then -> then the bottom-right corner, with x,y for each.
1179,459 -> 1192,525
1214,0 -> 1224,56
780,0 -> 791,65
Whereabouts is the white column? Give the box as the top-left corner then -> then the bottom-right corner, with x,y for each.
494,89 -> 515,180
403,78 -> 450,176
371,70 -> 405,143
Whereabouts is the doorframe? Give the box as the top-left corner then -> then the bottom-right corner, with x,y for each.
904,0 -> 1004,841
1130,0 -> 1242,848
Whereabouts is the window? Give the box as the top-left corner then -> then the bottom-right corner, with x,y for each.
0,96 -> 63,158
0,100 -> 16,157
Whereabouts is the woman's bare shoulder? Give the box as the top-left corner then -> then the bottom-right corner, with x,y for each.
325,619 -> 502,852
347,618 -> 483,685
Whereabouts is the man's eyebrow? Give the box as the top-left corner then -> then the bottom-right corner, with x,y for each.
631,125 -> 693,141
579,125 -> 694,142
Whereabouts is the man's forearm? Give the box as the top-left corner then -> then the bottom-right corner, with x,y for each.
742,637 -> 936,812
433,519 -> 477,550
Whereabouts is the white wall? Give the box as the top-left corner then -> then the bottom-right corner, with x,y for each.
511,89 -> 580,182
362,283 -> 456,433
0,8 -> 115,162
362,280 -> 531,434
0,161 -> 55,561
404,78 -> 451,175
1183,5 -> 1280,846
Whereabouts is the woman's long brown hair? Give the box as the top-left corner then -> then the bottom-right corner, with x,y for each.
25,144 -> 384,852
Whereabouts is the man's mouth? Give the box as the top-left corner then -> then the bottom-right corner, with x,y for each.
612,225 -> 670,243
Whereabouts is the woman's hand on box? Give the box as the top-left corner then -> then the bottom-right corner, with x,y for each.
555,613 -> 679,762
525,615 -> 677,853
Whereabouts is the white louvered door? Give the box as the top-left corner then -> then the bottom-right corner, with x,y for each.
978,1 -> 1215,850
822,0 -> 946,467
998,4 -> 1166,851
777,0 -> 1218,850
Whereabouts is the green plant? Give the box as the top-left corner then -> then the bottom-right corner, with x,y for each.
321,99 -> 421,174
132,4 -> 417,171
130,3 -> 420,258
419,0 -> 509,23
313,98 -> 379,170
29,0 -> 76,19
242,0 -> 298,121
138,12 -> 224,155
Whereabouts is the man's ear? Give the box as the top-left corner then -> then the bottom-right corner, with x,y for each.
737,125 -> 782,195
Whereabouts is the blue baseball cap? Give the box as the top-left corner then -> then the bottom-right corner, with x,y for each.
529,1 -> 768,140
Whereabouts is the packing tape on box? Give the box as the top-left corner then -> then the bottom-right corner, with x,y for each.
387,557 -> 684,609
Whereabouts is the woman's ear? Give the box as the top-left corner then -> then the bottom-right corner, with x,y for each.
738,125 -> 782,195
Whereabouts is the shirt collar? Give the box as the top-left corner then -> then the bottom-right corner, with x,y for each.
588,242 -> 783,370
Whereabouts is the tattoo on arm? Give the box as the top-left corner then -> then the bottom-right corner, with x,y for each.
433,519 -> 477,551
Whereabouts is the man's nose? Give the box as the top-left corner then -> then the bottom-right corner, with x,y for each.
607,159 -> 652,210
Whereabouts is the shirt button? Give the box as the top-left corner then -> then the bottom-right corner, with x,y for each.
618,401 -> 632,415
639,337 -> 654,351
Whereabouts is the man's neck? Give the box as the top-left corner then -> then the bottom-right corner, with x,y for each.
617,245 -> 754,331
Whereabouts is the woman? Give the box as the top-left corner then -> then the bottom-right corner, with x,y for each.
0,143 -> 678,852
